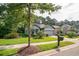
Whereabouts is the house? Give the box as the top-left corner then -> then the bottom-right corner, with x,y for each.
31,20 -> 61,36
32,24 -> 61,36
32,23 -> 45,35
61,24 -> 71,34
53,26 -> 60,35
44,25 -> 54,36
32,24 -> 55,36
32,26 -> 39,35
31,19 -> 56,36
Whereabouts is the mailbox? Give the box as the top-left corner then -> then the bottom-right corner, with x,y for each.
57,35 -> 64,48
58,36 -> 64,41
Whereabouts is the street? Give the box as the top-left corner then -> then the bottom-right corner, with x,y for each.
52,46 -> 79,56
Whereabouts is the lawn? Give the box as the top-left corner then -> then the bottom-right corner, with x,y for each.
38,41 -> 74,51
0,41 -> 74,56
0,37 -> 56,45
0,49 -> 18,56
64,35 -> 79,39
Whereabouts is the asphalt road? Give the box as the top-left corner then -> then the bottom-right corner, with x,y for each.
52,46 -> 79,56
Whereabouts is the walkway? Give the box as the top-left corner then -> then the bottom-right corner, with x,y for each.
0,41 -> 57,50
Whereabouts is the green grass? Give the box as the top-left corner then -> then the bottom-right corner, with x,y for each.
0,49 -> 18,56
38,41 -> 74,51
64,35 -> 69,38
0,37 -> 56,45
64,35 -> 79,39
76,36 -> 79,38
0,41 -> 74,56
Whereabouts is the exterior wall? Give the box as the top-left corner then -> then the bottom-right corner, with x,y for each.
44,30 -> 54,36
53,28 -> 60,35
32,25 -> 56,36
44,26 -> 54,36
61,24 -> 71,34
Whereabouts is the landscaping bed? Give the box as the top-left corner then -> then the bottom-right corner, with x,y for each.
0,41 -> 74,56
0,37 -> 56,45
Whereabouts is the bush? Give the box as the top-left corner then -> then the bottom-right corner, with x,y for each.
67,31 -> 77,38
45,34 -> 49,37
0,25 -> 11,38
4,32 -> 19,39
34,31 -> 45,39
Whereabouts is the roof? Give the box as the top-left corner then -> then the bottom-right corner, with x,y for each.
32,26 -> 39,30
35,24 -> 45,29
62,24 -> 71,27
44,25 -> 54,30
53,26 -> 60,29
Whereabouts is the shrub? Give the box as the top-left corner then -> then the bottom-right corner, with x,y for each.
0,25 -> 11,38
34,31 -> 45,39
45,34 -> 49,37
67,31 -> 77,38
4,32 -> 19,39
19,33 -> 27,37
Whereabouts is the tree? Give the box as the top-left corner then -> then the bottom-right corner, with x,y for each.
0,4 -> 29,38
0,3 -> 61,47
44,16 -> 58,26
0,4 -> 12,38
27,3 -> 31,47
64,19 -> 70,25
38,16 -> 58,26
26,3 -> 61,47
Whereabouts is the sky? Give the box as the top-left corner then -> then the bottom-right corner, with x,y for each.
34,0 -> 79,21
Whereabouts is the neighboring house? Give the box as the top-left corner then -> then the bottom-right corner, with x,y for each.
53,25 -> 60,35
44,25 -> 54,36
30,20 -> 61,36
32,26 -> 39,35
32,20 -> 45,35
61,24 -> 71,34
31,19 -> 56,36
32,23 -> 45,35
32,24 -> 54,36
32,24 -> 61,36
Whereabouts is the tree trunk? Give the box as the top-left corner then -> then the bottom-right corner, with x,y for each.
27,3 -> 31,47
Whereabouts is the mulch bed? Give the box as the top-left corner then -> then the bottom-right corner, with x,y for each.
17,45 -> 40,56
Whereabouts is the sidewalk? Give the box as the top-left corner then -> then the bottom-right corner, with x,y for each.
0,41 -> 57,50
31,41 -> 79,56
